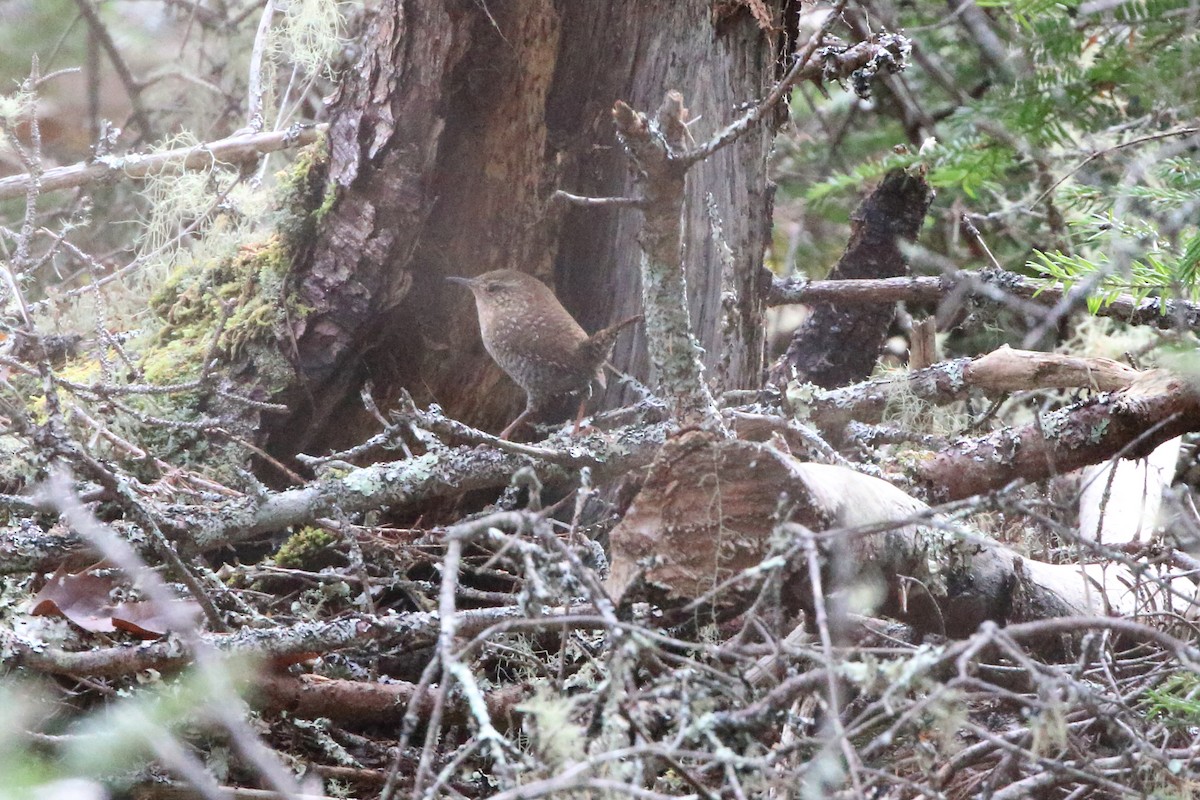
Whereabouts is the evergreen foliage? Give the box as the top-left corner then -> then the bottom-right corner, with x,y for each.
782,0 -> 1200,312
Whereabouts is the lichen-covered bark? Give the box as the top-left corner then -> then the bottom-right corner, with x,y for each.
0,419 -> 670,575
550,1 -> 779,406
612,95 -> 722,428
916,370 -> 1200,502
806,347 -> 1142,432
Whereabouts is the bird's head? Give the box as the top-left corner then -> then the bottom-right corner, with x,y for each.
446,270 -> 548,316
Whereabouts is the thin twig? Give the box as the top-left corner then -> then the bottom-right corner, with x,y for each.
553,190 -> 645,208
681,0 -> 851,166
71,0 -> 157,140
1029,126 -> 1200,210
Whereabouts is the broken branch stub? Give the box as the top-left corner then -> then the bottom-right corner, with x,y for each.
770,168 -> 935,390
612,94 -> 722,431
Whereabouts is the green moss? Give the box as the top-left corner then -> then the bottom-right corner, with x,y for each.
274,526 -> 337,569
144,235 -> 297,382
141,336 -> 204,385
49,138 -> 334,481
117,228 -> 300,481
313,178 -> 337,222
274,135 -> 333,247
140,136 -> 330,386
56,359 -> 103,387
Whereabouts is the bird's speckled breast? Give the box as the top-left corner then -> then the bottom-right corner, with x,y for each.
483,309 -> 593,400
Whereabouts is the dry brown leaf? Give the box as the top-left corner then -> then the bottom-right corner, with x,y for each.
31,568 -> 119,633
31,567 -> 202,638
111,599 -> 204,639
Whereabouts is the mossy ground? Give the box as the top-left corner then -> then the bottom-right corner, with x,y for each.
272,525 -> 338,569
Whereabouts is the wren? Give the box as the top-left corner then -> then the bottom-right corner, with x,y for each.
447,270 -> 639,439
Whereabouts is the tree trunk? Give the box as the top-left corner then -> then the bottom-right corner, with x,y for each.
267,0 -> 785,458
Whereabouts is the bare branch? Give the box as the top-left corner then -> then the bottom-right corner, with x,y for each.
0,124 -> 326,201
806,346 -> 1144,432
768,267 -> 1200,332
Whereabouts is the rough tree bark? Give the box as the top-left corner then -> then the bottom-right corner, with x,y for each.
267,0 -> 787,457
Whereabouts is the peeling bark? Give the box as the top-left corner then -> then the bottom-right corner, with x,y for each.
1079,436 -> 1181,546
916,370 -> 1200,501
606,431 -> 831,609
273,0 -> 474,453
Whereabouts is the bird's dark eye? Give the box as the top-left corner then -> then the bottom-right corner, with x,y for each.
485,283 -> 502,294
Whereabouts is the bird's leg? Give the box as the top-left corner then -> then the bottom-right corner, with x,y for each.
500,397 -> 537,441
572,397 -> 587,434
572,381 -> 601,435
499,410 -> 530,440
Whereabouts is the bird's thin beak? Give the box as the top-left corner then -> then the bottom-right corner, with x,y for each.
445,275 -> 475,288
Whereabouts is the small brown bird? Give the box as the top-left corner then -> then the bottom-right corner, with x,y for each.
447,269 -> 639,439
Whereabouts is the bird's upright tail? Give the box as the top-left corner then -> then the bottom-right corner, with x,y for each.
581,314 -> 642,390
